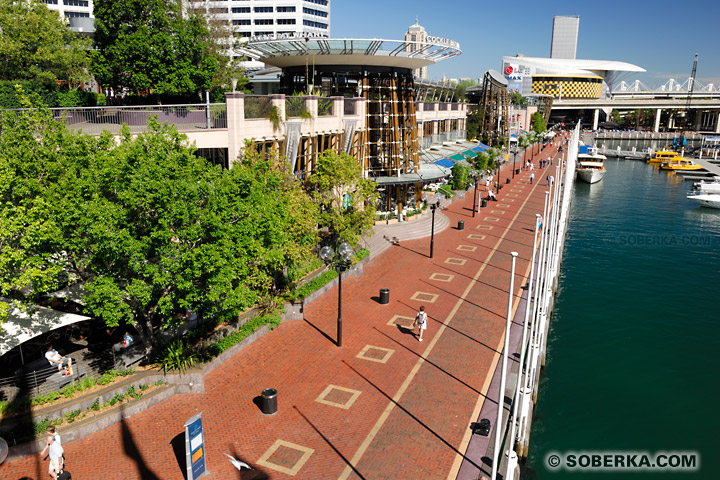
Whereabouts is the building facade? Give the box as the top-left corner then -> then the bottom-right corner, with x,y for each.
550,15 -> 579,60
404,19 -> 428,80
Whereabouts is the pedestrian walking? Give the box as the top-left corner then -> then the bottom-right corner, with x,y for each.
44,434 -> 64,479
529,162 -> 534,171
546,175 -> 550,186
412,306 -> 428,341
530,172 -> 535,184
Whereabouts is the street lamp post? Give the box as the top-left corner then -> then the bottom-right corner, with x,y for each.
319,242 -> 355,347
429,195 -> 443,258
472,175 -> 479,218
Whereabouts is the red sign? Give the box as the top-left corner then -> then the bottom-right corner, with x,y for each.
505,65 -> 514,75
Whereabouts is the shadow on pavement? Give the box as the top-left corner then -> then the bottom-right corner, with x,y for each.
120,407 -> 160,480
293,406 -> 367,480
342,361 -> 485,471
170,432 -> 187,479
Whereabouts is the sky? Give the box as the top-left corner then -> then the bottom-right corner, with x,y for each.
332,0 -> 720,90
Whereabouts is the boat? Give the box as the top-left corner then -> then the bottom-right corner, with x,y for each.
576,151 -> 607,184
659,158 -> 703,171
647,150 -> 683,164
692,178 -> 720,194
687,192 -> 720,209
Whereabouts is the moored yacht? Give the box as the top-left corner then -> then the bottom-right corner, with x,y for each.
576,148 -> 607,184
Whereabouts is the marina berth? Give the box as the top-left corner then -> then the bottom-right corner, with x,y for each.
576,145 -> 607,184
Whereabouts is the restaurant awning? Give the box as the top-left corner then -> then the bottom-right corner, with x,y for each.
434,158 -> 455,168
1,298 -> 91,357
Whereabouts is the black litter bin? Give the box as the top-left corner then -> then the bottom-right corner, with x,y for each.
481,199 -> 488,208
516,168 -> 520,175
458,220 -> 464,230
379,288 -> 390,305
261,388 -> 277,415
506,178 -> 511,184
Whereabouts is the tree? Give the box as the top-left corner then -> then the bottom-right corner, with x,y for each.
531,112 -> 547,134
0,93 -> 319,353
92,0 -> 237,99
0,0 -> 91,86
466,104 -> 483,140
307,150 -> 378,246
510,92 -> 527,107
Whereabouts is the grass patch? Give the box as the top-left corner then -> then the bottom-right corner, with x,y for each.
209,311 -> 283,357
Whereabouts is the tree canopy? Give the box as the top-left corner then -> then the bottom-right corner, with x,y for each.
531,112 -> 547,134
0,93 -> 318,351
307,150 -> 378,246
92,0 -> 237,98
0,0 -> 91,86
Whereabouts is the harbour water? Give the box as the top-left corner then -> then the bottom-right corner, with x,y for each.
525,157 -> 720,478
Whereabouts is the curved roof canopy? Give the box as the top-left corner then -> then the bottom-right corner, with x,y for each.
236,37 -> 461,70
503,55 -> 645,76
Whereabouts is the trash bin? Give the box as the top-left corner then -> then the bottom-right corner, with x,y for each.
458,220 -> 464,231
379,288 -> 390,305
506,178 -> 511,184
481,199 -> 488,208
261,388 -> 277,415
516,168 -> 520,175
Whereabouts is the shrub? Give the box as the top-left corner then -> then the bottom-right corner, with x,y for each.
32,391 -> 60,406
289,269 -> 338,302
60,383 -> 77,399
438,185 -> 454,198
64,409 -> 82,423
210,311 -> 282,357
356,248 -> 370,261
157,339 -> 197,374
34,417 -> 62,435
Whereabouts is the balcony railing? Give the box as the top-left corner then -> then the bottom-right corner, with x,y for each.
244,95 -> 273,119
0,104 -> 228,136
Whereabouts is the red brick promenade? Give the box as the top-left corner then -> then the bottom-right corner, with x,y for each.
0,142 -> 564,480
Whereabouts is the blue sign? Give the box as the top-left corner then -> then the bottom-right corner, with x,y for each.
184,413 -> 206,479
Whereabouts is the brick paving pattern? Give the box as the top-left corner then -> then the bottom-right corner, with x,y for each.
0,140 -> 566,479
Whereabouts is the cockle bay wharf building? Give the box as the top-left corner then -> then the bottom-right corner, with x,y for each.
234,35 -> 482,215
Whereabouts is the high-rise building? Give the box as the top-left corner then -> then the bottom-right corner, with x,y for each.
43,0 -> 95,34
550,15 -> 579,60
44,0 -> 331,55
405,18 -> 428,79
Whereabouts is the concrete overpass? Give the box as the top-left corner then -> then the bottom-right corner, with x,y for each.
552,97 -> 720,133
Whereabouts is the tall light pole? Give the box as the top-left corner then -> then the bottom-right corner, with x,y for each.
491,251 -> 518,480
429,195 -> 442,258
472,174 -> 479,218
319,242 -> 354,347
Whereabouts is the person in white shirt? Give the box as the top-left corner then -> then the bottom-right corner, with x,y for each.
412,306 -> 428,342
45,433 -> 64,479
45,345 -> 72,375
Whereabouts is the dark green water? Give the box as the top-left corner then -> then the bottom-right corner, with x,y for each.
525,158 -> 720,479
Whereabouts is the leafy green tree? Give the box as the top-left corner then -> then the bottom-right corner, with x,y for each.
0,0 -> 91,86
510,92 -> 527,106
92,0 -> 238,99
307,150 -> 378,246
466,104 -> 483,140
451,161 -> 470,189
0,93 -> 318,353
531,112 -> 547,134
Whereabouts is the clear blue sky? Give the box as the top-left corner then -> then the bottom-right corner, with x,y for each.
332,0 -> 720,89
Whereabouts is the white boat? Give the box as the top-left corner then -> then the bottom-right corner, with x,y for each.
576,152 -> 607,184
691,178 -> 720,194
687,193 -> 720,209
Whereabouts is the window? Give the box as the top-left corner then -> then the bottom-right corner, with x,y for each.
63,0 -> 88,6
277,6 -> 295,12
303,7 -> 327,17
254,19 -> 273,25
231,7 -> 250,13
232,19 -> 251,25
254,31 -> 273,36
277,18 -> 296,25
303,20 -> 327,29
65,11 -> 90,17
254,6 -> 273,12
44,0 -> 58,4
305,0 -> 328,5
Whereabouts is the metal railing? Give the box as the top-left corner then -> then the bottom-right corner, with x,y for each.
1,104 -> 227,136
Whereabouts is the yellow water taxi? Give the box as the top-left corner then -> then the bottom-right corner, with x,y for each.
659,158 -> 703,171
647,150 -> 682,164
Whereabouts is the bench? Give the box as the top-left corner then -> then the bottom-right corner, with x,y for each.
14,353 -> 86,394
112,341 -> 146,369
